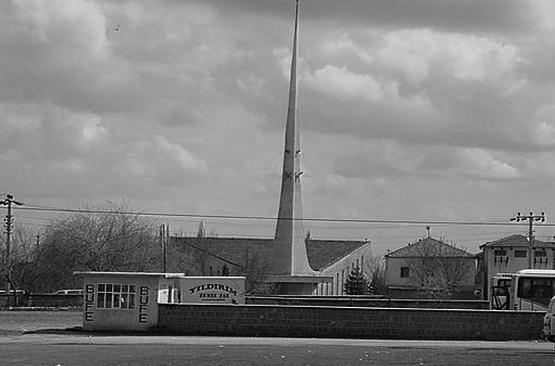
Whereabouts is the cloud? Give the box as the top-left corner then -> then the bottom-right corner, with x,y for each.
375,29 -> 521,85
268,23 -> 555,154
0,0 -> 148,113
0,102 -> 109,161
435,148 -> 521,180
306,65 -> 390,102
3,0 -> 555,247
200,0 -> 535,34
332,140 -> 520,181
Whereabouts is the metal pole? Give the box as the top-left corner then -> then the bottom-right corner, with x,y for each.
528,213 -> 533,269
163,224 -> 168,273
0,194 -> 23,300
5,199 -> 11,262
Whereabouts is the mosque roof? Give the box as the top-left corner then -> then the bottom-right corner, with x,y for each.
170,236 -> 369,271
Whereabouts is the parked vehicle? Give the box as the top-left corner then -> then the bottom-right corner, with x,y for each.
0,290 -> 26,294
55,289 -> 83,295
490,269 -> 555,311
509,269 -> 555,311
543,296 -> 555,342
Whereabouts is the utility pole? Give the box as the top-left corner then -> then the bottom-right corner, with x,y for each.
0,194 -> 23,297
510,212 -> 546,268
159,224 -> 168,273
1,194 -> 23,263
164,223 -> 169,273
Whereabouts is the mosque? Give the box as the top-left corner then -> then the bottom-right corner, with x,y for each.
171,0 -> 372,295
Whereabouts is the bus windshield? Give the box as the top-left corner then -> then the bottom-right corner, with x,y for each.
516,277 -> 555,307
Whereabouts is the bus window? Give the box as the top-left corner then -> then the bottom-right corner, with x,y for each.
533,279 -> 553,299
518,278 -> 532,298
517,277 -> 555,306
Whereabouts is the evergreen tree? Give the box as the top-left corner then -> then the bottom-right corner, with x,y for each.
344,267 -> 370,295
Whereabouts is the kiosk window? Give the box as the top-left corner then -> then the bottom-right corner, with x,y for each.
97,283 -> 136,309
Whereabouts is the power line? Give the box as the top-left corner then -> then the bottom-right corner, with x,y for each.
17,205 -> 555,227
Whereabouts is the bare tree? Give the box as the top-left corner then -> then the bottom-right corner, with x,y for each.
33,202 -> 160,292
0,224 -> 40,303
405,240 -> 474,298
241,245 -> 279,295
193,222 -> 213,275
366,257 -> 386,295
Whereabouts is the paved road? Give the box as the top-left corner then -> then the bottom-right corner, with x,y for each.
0,311 -> 553,365
1,334 -> 553,365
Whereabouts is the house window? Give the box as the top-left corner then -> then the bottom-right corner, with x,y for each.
494,249 -> 507,256
97,283 -> 136,309
400,267 -> 410,278
535,250 -> 547,257
514,250 -> 527,258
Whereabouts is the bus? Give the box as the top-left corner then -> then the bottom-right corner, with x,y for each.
509,269 -> 555,311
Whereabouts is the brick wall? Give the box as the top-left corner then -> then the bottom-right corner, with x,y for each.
158,304 -> 543,341
247,296 -> 489,309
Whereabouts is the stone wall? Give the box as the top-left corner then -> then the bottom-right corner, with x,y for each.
247,296 -> 489,309
158,304 -> 543,341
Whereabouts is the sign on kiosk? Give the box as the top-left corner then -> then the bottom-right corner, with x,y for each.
177,276 -> 245,304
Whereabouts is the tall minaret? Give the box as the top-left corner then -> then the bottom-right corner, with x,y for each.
272,0 -> 316,277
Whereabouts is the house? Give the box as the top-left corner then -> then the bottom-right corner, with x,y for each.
169,236 -> 372,295
479,234 -> 555,300
384,237 -> 476,299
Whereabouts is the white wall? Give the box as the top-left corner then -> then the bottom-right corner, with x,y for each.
317,243 -> 373,295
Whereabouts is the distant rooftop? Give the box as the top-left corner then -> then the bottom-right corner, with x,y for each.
385,237 -> 474,258
479,234 -> 554,249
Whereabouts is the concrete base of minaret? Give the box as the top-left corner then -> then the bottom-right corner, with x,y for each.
266,274 -> 333,295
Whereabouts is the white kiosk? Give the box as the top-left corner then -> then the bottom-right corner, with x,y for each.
75,271 -> 245,332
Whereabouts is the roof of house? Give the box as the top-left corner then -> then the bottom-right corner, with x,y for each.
385,237 -> 474,258
479,234 -> 554,249
170,236 -> 369,271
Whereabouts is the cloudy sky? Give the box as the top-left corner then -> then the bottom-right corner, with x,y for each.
2,0 -> 555,254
